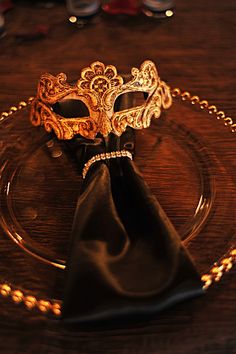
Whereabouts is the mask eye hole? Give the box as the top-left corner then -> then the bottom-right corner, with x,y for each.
52,99 -> 89,118
114,92 -> 148,113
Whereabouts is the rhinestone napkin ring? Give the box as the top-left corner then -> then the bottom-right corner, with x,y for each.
30,60 -> 172,140
82,150 -> 133,179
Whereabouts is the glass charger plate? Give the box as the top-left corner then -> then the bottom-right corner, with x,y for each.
0,99 -> 235,298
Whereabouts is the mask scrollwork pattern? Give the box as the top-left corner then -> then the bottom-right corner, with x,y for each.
30,60 -> 172,140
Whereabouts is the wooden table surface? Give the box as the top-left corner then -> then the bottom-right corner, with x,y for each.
0,1 -> 236,353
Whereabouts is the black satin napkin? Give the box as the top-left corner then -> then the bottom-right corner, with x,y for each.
61,129 -> 203,325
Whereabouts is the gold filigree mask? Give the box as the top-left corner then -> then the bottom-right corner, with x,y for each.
30,60 -> 172,140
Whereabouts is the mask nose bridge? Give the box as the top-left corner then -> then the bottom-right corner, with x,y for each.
97,104 -> 112,137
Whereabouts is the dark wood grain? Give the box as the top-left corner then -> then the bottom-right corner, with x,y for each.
0,1 -> 236,353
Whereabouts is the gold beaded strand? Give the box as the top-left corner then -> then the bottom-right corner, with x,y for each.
0,97 -> 34,122
171,87 -> 236,132
0,283 -> 61,316
201,249 -> 236,290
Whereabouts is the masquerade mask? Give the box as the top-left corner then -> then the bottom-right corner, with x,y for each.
30,60 -> 172,140
0,61 -> 235,324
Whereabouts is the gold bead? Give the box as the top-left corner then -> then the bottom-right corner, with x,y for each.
201,274 -> 211,282
215,272 -> 223,281
214,270 -> 223,277
226,263 -> 233,272
19,101 -> 27,107
11,290 -> 24,303
1,112 -> 9,117
208,105 -> 217,114
181,92 -> 191,100
24,295 -> 37,309
201,274 -> 212,290
51,302 -> 61,316
191,95 -> 200,104
224,117 -> 233,126
199,100 -> 209,109
211,266 -> 220,274
231,124 -> 236,133
10,106 -> 18,112
28,97 -> 35,103
221,257 -> 232,265
216,110 -> 225,119
171,88 -> 181,97
0,284 -> 11,296
38,300 -> 51,313
202,279 -> 212,290
230,249 -> 236,256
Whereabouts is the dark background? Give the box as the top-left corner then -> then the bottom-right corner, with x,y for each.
0,1 -> 236,353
